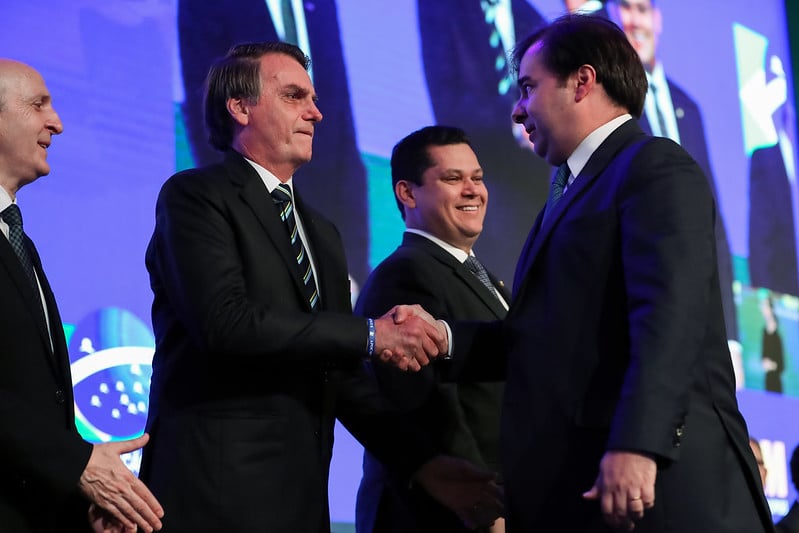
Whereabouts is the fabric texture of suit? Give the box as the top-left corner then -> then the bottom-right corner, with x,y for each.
354,232 -> 508,533
638,78 -> 738,339
777,501 -> 799,533
748,143 -> 799,296
0,219 -> 93,531
178,0 -> 369,284
418,0 -> 550,283
452,120 -> 773,532
141,151 -> 436,532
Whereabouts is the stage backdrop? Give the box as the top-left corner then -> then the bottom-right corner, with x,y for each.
1,0 -> 797,526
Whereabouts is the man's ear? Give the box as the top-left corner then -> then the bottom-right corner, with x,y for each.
574,64 -> 597,102
227,97 -> 250,126
395,180 -> 417,210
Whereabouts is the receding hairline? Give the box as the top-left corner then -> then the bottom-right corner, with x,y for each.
0,59 -> 40,110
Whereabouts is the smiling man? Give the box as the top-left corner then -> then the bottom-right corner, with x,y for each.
356,126 -> 509,533
0,59 -> 163,533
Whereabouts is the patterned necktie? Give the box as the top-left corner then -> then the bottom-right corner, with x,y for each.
464,255 -> 501,301
2,204 -> 38,291
271,184 -> 319,311
543,163 -> 570,221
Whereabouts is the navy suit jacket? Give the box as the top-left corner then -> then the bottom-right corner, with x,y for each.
141,151 -> 436,532
418,0 -> 550,284
0,223 -> 92,531
354,233 -> 508,532
452,121 -> 773,532
748,143 -> 799,296
639,78 -> 738,338
178,0 -> 369,283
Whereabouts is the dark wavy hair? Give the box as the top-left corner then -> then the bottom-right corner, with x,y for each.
511,14 -> 647,118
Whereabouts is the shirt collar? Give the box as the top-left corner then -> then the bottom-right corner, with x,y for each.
0,187 -> 14,213
243,156 -> 295,195
566,114 -> 633,179
647,62 -> 668,92
405,229 -> 471,263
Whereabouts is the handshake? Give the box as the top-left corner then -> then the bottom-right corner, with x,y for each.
372,304 -> 449,371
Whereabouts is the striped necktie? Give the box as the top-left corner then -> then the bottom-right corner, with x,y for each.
270,184 -> 320,311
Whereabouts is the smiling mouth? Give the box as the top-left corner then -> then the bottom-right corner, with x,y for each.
458,206 -> 480,212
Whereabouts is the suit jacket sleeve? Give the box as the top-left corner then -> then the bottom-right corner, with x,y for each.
147,168 -> 367,366
606,139 -> 718,460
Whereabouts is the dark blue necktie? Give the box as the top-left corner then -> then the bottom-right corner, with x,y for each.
2,204 -> 38,291
271,184 -> 319,311
543,163 -> 570,221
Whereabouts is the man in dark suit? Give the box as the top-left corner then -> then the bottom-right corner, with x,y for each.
178,0 -> 369,285
777,443 -> 799,533
404,15 -> 773,531
0,59 -> 163,533
417,0 -> 550,284
748,98 -> 799,297
140,43 -> 501,532
355,126 -> 509,533
606,0 -> 739,339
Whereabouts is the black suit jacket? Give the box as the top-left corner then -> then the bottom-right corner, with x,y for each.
748,143 -> 799,296
354,233 -> 508,533
777,501 -> 799,533
0,223 -> 93,531
418,0 -> 550,284
639,78 -> 738,338
178,0 -> 369,283
453,121 -> 773,532
141,151 -> 436,532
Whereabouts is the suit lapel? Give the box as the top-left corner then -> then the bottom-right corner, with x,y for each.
224,152 -> 313,310
404,233 -> 506,319
27,240 -> 73,379
0,236 -> 53,351
514,121 -> 648,294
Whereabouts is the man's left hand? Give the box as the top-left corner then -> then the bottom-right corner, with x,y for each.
582,450 -> 656,531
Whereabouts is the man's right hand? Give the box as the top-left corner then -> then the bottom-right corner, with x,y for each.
79,433 -> 164,532
414,455 -> 504,529
373,304 -> 447,371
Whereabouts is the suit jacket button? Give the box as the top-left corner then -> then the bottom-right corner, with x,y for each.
54,389 -> 65,404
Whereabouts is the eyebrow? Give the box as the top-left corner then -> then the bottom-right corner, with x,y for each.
282,83 -> 318,101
